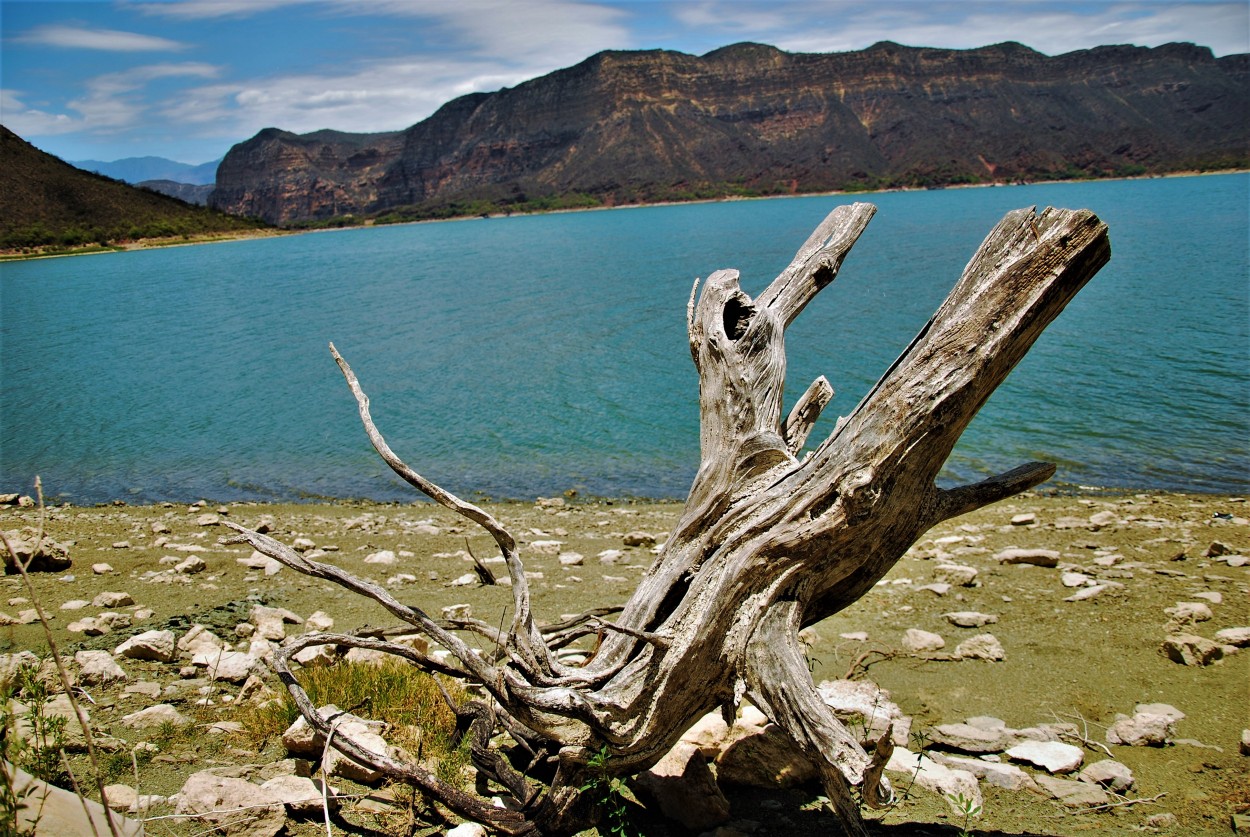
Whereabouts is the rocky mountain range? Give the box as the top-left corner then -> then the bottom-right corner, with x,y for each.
210,40 -> 1248,226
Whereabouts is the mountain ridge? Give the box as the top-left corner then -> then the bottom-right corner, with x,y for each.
200,40 -> 1244,225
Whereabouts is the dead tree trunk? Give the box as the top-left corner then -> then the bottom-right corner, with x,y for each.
224,202 -> 1109,835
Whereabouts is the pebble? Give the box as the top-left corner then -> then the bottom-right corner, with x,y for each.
1006,740 -> 1084,774
954,633 -> 1005,661
902,628 -> 945,652
995,548 -> 1060,567
942,611 -> 998,628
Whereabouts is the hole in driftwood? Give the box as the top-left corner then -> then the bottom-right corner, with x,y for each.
722,295 -> 755,341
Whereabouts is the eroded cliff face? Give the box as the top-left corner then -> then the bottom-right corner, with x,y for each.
210,41 -> 1248,225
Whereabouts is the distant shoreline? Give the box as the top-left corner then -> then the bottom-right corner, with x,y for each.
4,168 -> 1245,263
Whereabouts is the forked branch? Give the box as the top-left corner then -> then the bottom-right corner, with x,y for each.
225,202 -> 1109,836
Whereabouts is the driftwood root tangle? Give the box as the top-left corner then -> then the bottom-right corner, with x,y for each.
223,202 -> 1109,836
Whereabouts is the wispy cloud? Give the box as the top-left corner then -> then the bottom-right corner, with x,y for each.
673,0 -> 1249,57
1,90 -> 82,137
17,24 -> 188,52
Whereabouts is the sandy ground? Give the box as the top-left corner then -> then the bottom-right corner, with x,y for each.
1,490 -> 1247,836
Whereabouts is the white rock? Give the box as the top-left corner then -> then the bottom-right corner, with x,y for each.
995,548 -> 1060,567
529,540 -> 563,555
174,556 -> 206,574
305,610 -> 334,632
114,629 -> 177,662
259,774 -> 337,815
363,550 -> 396,565
1161,633 -> 1223,666
193,649 -> 259,683
1214,626 -> 1250,647
1191,591 -> 1222,605
442,604 -> 472,620
448,573 -> 478,586
92,563 -> 114,575
622,531 -> 655,547
1079,758 -> 1135,791
954,633 -> 1005,661
120,703 -> 191,729
817,679 -> 911,746
885,748 -> 982,814
1061,572 -> 1091,588
933,563 -> 978,586
928,752 -> 1037,790
1165,601 -> 1213,623
176,772 -> 284,837
1065,584 -> 1112,601
916,583 -> 952,596
292,644 -> 337,668
943,611 -> 998,628
1034,774 -> 1109,807
1105,704 -> 1183,746
75,650 -> 127,685
558,552 -> 584,566
60,599 -> 90,610
193,513 -> 221,526
902,629 -> 945,652
927,722 -> 1013,754
597,549 -> 624,564
92,591 -> 134,608
446,825 -> 489,837
1011,513 -> 1037,526
1006,740 -> 1083,773
178,624 -> 226,656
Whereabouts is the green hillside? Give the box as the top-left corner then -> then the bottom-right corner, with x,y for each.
0,125 -> 268,252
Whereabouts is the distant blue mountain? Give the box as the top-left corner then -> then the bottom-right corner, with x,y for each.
71,156 -> 221,186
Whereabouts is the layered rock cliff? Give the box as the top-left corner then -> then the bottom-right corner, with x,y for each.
211,41 -> 1248,225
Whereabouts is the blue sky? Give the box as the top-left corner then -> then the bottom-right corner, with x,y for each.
2,1 -> 1247,165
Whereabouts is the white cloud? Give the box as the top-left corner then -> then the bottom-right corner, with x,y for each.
672,1 -> 1249,57
1,90 -> 83,136
17,24 -> 187,52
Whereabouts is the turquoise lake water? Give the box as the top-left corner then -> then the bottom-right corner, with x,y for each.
1,174 -> 1247,503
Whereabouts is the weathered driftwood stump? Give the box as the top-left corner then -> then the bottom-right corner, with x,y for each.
225,202 -> 1109,835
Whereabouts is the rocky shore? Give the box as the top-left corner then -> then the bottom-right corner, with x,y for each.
1,491 -> 1247,836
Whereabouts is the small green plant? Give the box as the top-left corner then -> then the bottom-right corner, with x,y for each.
9,666 -> 69,787
947,790 -> 982,837
579,745 -> 636,837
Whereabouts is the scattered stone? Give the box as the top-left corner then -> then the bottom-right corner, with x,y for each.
927,752 -> 1037,790
1011,513 -> 1037,526
194,513 -> 220,526
120,703 -> 192,729
1144,812 -> 1178,830
995,547 -> 1060,567
529,540 -> 563,555
1191,591 -> 1222,605
1006,740 -> 1083,773
885,748 -> 982,814
1106,704 -> 1184,746
179,624 -> 226,656
174,556 -> 206,574
558,551 -> 584,566
447,825 -> 489,837
631,742 -> 730,831
1241,729 -> 1250,756
60,599 -> 90,610
176,772 -> 285,837
292,644 -> 337,668
715,706 -> 817,788
115,629 -> 177,662
916,583 -> 952,596
954,633 -> 1005,661
622,531 -> 656,547
1064,584 -> 1113,602
1,528 -> 72,573
123,681 -> 162,699
305,610 -> 334,632
193,648 -> 260,682
1164,601 -> 1214,623
260,774 -> 337,816
1203,541 -> 1230,557
363,549 -> 396,565
1061,572 -> 1091,587
442,603 -> 472,620
1034,774 -> 1109,807
1161,633 -> 1224,666
74,650 -> 127,685
1079,758 -> 1135,791
92,563 -> 114,574
928,722 -> 1014,754
9,763 -> 144,835
92,591 -> 134,608
597,549 -> 624,564
817,679 -> 911,746
943,611 -> 998,628
678,711 -> 731,757
933,563 -> 979,586
1088,510 -> 1119,529
902,628 -> 945,652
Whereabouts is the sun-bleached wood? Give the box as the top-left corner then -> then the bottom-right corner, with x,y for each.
224,202 -> 1110,835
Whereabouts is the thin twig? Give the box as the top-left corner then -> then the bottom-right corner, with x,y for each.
1082,792 -> 1167,814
